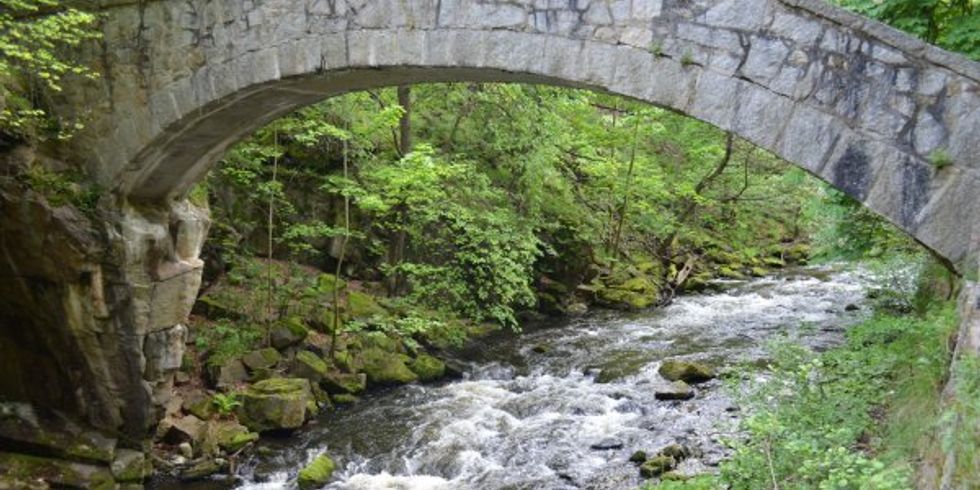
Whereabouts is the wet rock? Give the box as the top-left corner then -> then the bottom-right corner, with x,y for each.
110,449 -> 147,482
237,378 -> 315,432
567,302 -> 589,315
321,372 -> 367,395
0,402 -> 117,464
242,347 -> 282,371
629,450 -> 647,464
639,455 -> 675,478
408,353 -> 446,381
291,350 -> 329,383
589,438 -> 624,450
531,344 -> 551,354
591,350 -> 650,383
845,303 -> 860,311
0,451 -> 116,489
360,348 -> 418,385
658,360 -> 715,384
297,454 -> 336,489
178,443 -> 193,459
655,381 -> 695,401
270,317 -> 309,350
660,444 -> 691,461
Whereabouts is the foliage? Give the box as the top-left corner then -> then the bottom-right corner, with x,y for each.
803,187 -> 921,262
835,0 -> 980,60
211,393 -> 242,416
939,355 -> 980,484
714,304 -> 958,489
0,0 -> 101,140
193,320 -> 263,367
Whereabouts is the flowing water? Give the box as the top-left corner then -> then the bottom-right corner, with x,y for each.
166,265 -> 878,490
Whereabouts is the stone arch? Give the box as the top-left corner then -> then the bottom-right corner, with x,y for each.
1,0 -> 978,436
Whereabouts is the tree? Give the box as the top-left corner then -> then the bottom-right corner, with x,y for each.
0,0 -> 100,141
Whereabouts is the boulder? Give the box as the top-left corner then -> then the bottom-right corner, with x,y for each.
297,454 -> 336,489
408,354 -> 446,381
321,372 -> 366,395
346,291 -> 385,319
212,358 -> 248,389
591,350 -> 651,384
654,381 -> 695,401
242,348 -> 282,371
237,378 -> 314,432
292,350 -> 330,383
360,348 -> 418,385
271,317 -> 309,350
595,286 -> 656,310
589,438 -> 624,450
110,449 -> 147,482
158,415 -> 206,446
201,420 -> 258,455
639,455 -> 676,478
628,450 -> 647,464
567,302 -> 589,315
182,392 -> 214,420
0,451 -> 116,489
658,360 -> 714,384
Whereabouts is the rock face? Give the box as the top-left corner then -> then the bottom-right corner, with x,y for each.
1,0 -> 979,449
237,378 -> 315,432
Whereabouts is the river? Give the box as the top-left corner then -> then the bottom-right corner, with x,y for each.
168,265 -> 876,490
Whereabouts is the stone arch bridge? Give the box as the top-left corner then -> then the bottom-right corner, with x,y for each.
1,0 -> 978,441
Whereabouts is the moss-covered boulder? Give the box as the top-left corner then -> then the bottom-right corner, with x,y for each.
658,360 -> 714,384
347,291 -> 385,319
718,266 -> 746,280
271,317 -> 309,350
321,372 -> 367,395
360,348 -> 418,385
331,394 -> 359,405
654,381 -> 695,401
594,286 -> 656,310
408,354 -> 446,381
749,266 -> 768,277
237,378 -> 314,432
201,419 -> 258,455
297,454 -> 336,489
591,350 -> 652,383
210,358 -> 249,389
182,392 -> 215,420
639,455 -> 676,478
242,347 -> 282,371
629,450 -> 647,464
292,350 -> 329,383
180,458 -> 224,481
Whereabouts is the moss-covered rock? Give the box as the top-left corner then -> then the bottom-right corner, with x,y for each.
241,347 -> 282,371
408,354 -> 446,381
347,291 -> 385,319
762,257 -> 786,267
718,266 -> 746,280
201,419 -> 257,455
0,402 -> 117,464
271,317 -> 309,350
182,392 -> 215,420
180,458 -> 224,481
639,455 -> 676,478
360,348 -> 418,385
0,451 -> 116,489
211,358 -> 248,389
321,372 -> 367,395
292,350 -> 329,383
592,350 -> 652,383
317,273 -> 347,292
110,449 -> 147,482
629,450 -> 647,464
237,378 -> 314,432
594,286 -> 656,310
658,359 -> 715,383
749,266 -> 768,277
330,394 -> 359,405
297,454 -> 336,489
